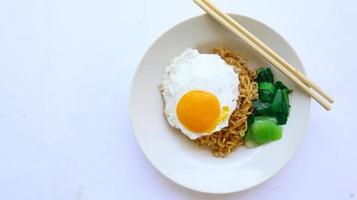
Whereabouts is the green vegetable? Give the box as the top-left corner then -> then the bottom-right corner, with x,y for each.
271,89 -> 283,112
259,82 -> 275,93
254,116 -> 278,124
282,90 -> 290,116
259,90 -> 272,102
244,128 -> 259,148
271,89 -> 290,125
244,116 -> 282,146
251,119 -> 282,144
245,115 -> 258,148
244,67 -> 292,148
275,81 -> 292,94
256,68 -> 274,83
258,82 -> 276,102
253,100 -> 272,115
247,114 -> 255,127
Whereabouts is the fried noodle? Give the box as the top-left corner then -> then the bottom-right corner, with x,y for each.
194,47 -> 259,157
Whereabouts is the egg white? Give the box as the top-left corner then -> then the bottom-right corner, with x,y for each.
160,48 -> 239,140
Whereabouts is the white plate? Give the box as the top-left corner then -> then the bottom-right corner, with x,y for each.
130,14 -> 311,194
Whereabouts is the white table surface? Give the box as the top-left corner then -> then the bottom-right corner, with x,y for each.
0,0 -> 356,199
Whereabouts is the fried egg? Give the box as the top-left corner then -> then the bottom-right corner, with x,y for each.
160,48 -> 239,140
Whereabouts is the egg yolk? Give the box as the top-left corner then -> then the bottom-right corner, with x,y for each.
176,90 -> 220,133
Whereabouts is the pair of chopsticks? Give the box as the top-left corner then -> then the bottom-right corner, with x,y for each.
193,0 -> 334,110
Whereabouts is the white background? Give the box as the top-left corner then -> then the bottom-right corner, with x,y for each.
0,0 -> 356,199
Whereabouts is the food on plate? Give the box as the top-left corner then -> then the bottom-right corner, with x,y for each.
244,116 -> 282,148
160,48 -> 239,140
160,47 -> 291,157
194,48 -> 259,157
245,68 -> 292,148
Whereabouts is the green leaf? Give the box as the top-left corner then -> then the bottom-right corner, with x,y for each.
259,82 -> 275,93
256,68 -> 274,83
253,100 -> 272,115
247,114 -> 255,127
259,90 -> 273,102
282,90 -> 290,114
271,89 -> 290,125
275,81 -> 292,93
271,89 -> 283,113
258,82 -> 276,103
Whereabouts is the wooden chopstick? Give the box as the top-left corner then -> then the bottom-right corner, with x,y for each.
193,0 -> 332,110
201,0 -> 334,104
